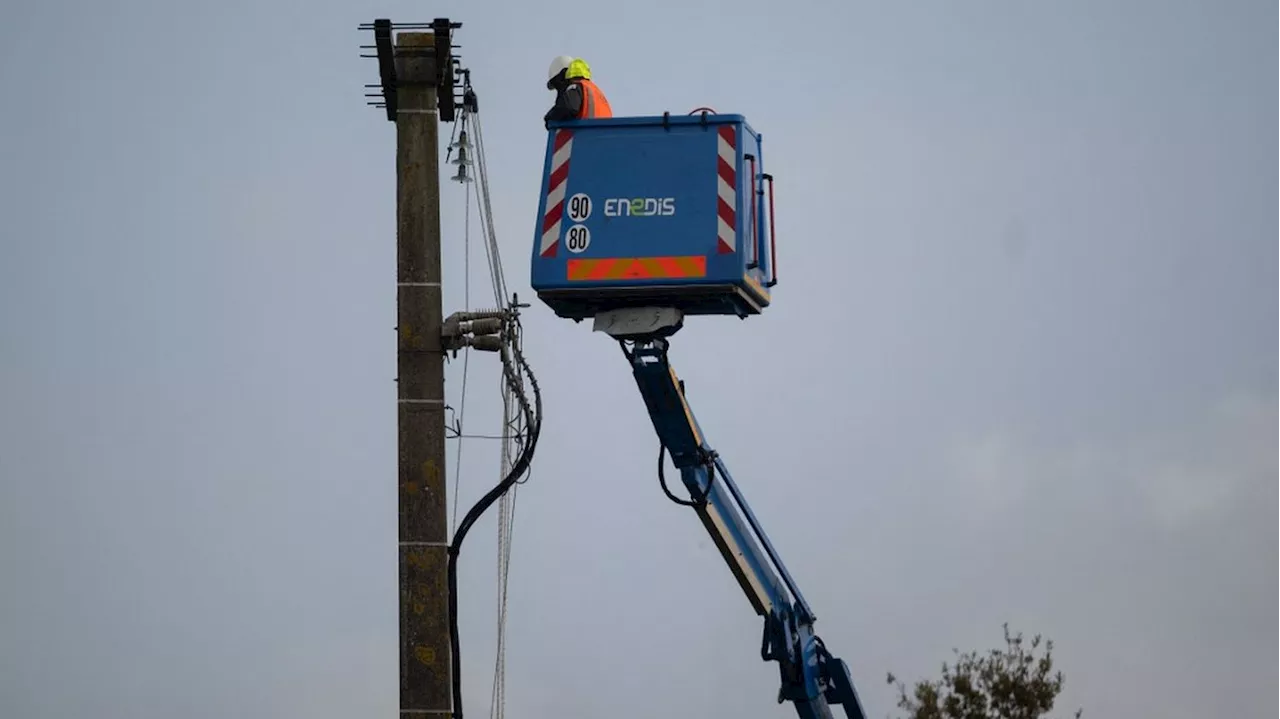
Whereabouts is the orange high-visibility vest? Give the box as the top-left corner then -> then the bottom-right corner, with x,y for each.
577,79 -> 613,119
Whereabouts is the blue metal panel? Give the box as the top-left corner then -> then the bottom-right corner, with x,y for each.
530,114 -> 773,320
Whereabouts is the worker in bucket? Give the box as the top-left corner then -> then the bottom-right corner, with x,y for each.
544,56 -> 613,125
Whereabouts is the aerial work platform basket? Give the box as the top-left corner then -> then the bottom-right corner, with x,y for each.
529,112 -> 778,321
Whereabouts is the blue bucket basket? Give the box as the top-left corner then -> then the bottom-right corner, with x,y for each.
530,112 -> 777,321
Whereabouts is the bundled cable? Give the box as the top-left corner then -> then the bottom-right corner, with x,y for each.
447,308 -> 542,719
443,73 -> 542,719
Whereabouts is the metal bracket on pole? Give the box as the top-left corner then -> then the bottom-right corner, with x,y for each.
359,17 -> 466,122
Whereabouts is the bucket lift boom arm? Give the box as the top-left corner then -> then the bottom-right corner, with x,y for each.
618,329 -> 868,719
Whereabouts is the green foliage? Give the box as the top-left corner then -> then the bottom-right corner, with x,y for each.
885,624 -> 1082,719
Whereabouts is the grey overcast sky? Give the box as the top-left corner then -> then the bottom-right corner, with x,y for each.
0,1 -> 1275,718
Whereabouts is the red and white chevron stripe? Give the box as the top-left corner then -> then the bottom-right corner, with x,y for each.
716,125 -> 737,255
539,130 -> 574,258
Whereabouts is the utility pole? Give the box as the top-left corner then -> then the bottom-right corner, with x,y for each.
362,18 -> 462,717
396,29 -> 449,716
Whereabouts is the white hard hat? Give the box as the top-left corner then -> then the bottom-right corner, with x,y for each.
547,55 -> 574,82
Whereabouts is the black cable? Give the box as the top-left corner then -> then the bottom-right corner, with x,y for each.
657,443 -> 716,507
449,357 -> 537,717
447,313 -> 542,719
623,338 -> 716,509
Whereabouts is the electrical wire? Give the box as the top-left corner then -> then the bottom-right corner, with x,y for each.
444,75 -> 542,719
450,157 -> 473,534
489,382 -> 517,719
472,100 -> 524,719
472,113 -> 508,303
448,312 -> 542,719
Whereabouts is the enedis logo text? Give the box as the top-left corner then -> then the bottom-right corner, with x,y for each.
603,197 -> 676,217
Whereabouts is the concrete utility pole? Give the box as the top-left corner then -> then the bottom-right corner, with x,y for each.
363,17 -> 462,715
394,30 -> 450,717
373,23 -> 455,716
